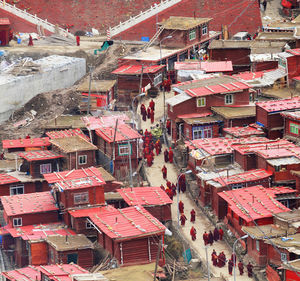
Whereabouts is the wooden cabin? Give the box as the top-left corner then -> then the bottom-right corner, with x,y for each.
2,137 -> 51,153
0,18 -> 10,46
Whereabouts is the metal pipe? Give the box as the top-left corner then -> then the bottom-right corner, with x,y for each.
205,245 -> 210,281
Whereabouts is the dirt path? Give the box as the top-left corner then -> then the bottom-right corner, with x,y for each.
139,92 -> 253,280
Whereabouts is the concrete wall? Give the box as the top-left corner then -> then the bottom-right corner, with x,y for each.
0,55 -> 86,123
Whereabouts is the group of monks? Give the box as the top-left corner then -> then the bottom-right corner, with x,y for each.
211,250 -> 253,277
141,99 -> 155,124
164,147 -> 174,164
178,200 -> 197,240
203,227 -> 224,246
142,129 -> 162,167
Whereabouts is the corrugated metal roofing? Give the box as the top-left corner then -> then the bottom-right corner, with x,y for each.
0,18 -> 10,25
18,150 -> 64,161
6,223 -> 75,241
256,97 -> 300,112
287,48 -> 300,56
95,123 -> 141,143
1,191 -> 58,216
54,176 -> 105,191
213,169 -> 272,186
89,205 -> 165,239
165,92 -> 192,106
281,110 -> 300,121
37,264 -> 88,277
2,137 -> 51,149
117,187 -> 173,206
112,65 -> 164,75
267,156 -> 300,166
223,126 -> 265,137
43,167 -> 105,184
1,266 -> 40,281
0,173 -> 20,185
82,115 -> 129,130
257,146 -> 300,159
69,206 -> 103,218
46,128 -> 89,141
177,111 -> 212,119
218,185 -> 294,222
174,61 -> 233,72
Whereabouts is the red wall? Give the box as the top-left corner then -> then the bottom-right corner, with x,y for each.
285,119 -> 300,137
5,211 -> 58,228
209,48 -> 250,66
247,237 -> 268,267
267,244 -> 290,267
144,204 -> 172,222
286,269 -> 300,281
287,55 -> 300,80
256,106 -> 268,127
252,61 -> 278,72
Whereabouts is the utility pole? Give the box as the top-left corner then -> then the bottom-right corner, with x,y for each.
128,140 -> 133,187
138,64 -> 144,98
111,119 -> 118,173
204,246 -> 211,281
87,65 -> 94,115
153,238 -> 162,281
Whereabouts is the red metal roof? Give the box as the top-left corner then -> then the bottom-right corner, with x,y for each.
37,264 -> 88,278
82,114 -> 129,130
69,206 -> 103,218
218,185 -> 294,222
54,176 -> 105,191
184,81 -> 250,97
2,137 -> 51,149
117,187 -> 173,206
214,169 -> 272,186
112,64 -> 165,75
232,139 -> 295,155
1,266 -> 40,281
256,97 -> 300,112
256,146 -> 300,159
43,167 -> 105,184
186,137 -> 269,156
0,18 -> 10,25
1,191 -> 58,216
46,128 -> 89,141
18,150 -> 64,161
6,223 -> 75,241
177,111 -> 212,119
96,123 -> 142,143
287,48 -> 300,56
0,173 -> 20,185
233,71 -> 265,81
88,205 -> 165,239
281,110 -> 300,122
223,126 -> 265,138
174,61 -> 233,72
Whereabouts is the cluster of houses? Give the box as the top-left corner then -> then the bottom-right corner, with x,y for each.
2,13 -> 300,281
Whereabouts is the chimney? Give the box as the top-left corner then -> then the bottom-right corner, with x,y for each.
194,11 -> 196,19
252,195 -> 254,203
115,217 -> 118,224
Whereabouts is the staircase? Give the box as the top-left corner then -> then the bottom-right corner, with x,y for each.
143,26 -> 164,51
0,0 -> 74,38
107,0 -> 182,38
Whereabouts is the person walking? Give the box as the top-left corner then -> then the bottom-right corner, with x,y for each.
203,231 -> 209,245
238,261 -> 244,275
147,106 -> 151,119
168,147 -> 174,163
179,200 -> 184,213
180,213 -> 187,226
231,253 -> 237,266
162,165 -> 167,179
150,108 -> 155,124
76,35 -> 80,46
190,209 -> 196,223
247,262 -> 253,277
219,228 -> 224,240
262,0 -> 267,11
164,149 -> 169,163
208,230 -> 214,246
213,227 -> 219,241
166,119 -> 171,135
149,99 -> 155,111
228,259 -> 233,275
190,226 -> 197,241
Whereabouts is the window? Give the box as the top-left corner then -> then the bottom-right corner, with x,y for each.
86,220 -> 93,229
13,218 -> 22,227
231,183 -> 244,190
196,97 -> 206,107
154,73 -> 162,86
189,29 -> 196,41
118,143 -> 131,156
225,94 -> 234,105
74,192 -> 89,205
256,240 -> 260,252
202,24 -> 208,35
40,163 -> 52,174
239,217 -> 244,226
281,252 -> 287,262
290,122 -> 299,135
274,165 -> 281,172
192,126 -> 212,139
78,155 -> 87,165
192,127 -> 202,139
10,184 -> 24,195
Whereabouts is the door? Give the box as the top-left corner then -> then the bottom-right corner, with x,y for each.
67,253 -> 78,264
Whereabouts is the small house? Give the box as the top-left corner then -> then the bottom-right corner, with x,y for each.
112,65 -> 165,109
282,259 -> 300,281
46,234 -> 94,269
205,169 -> 272,218
0,171 -> 49,197
5,223 -> 75,268
232,139 -> 295,171
117,187 -> 173,222
256,97 -> 300,139
159,16 -> 212,49
77,79 -> 116,112
167,76 -> 251,143
50,135 -> 98,170
43,115 -> 86,132
242,224 -> 296,267
18,150 -> 64,178
0,18 -> 10,46
1,191 -> 58,228
2,137 -> 51,153
218,185 -> 294,237
46,128 -> 90,141
281,110 -> 300,143
223,124 -> 265,138
88,205 -> 166,266
273,209 -> 300,232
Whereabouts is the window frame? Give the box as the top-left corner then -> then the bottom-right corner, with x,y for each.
154,73 -> 162,86
256,240 -> 260,252
202,24 -> 208,35
196,97 -> 206,107
281,252 -> 287,262
118,143 -> 132,156
225,94 -> 234,105
189,29 -> 196,41
10,184 -> 24,196
73,192 -> 89,205
289,122 -> 299,135
86,220 -> 93,229
13,217 -> 22,227
40,163 -> 52,175
78,155 -> 87,165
